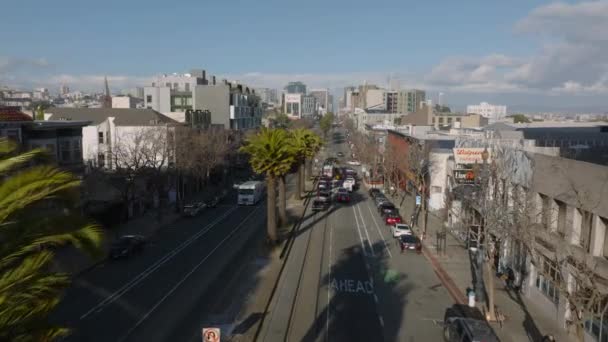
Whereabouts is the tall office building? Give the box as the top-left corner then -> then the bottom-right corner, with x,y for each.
397,89 -> 426,113
60,84 -> 70,96
257,88 -> 279,104
309,88 -> 330,112
285,81 -> 307,94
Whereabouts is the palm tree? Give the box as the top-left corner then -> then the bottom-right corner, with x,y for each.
290,129 -> 323,200
240,128 -> 295,243
0,139 -> 103,341
290,129 -> 309,200
303,132 -> 323,183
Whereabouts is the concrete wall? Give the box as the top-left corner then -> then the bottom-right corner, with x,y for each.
429,151 -> 451,210
193,85 -> 230,129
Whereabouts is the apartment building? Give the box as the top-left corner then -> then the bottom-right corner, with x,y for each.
144,69 -> 262,130
466,102 -> 507,120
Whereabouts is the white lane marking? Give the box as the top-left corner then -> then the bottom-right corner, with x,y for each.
351,206 -> 368,256
80,206 -> 238,320
355,203 -> 375,257
327,221 -> 332,340
373,294 -> 379,303
379,316 -> 385,327
117,206 -> 263,342
365,203 -> 393,258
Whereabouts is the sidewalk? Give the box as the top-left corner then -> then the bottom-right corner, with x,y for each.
365,182 -> 573,342
52,176 -> 238,276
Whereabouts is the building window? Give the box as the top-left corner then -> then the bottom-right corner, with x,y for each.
146,95 -> 152,103
6,129 -> 19,142
447,117 -> 452,124
173,82 -> 178,90
431,186 -> 442,194
556,200 -> 567,237
185,83 -> 190,92
152,82 -> 155,87
438,117 -> 444,124
456,118 -> 461,122
97,153 -> 105,168
579,209 -> 594,252
59,141 -> 70,162
432,117 -> 435,123
535,257 -> 560,305
602,218 -> 608,259
540,194 -> 552,230
165,83 -> 171,88
98,132 -> 104,144
585,298 -> 608,342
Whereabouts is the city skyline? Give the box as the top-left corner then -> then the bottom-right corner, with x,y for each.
1,1 -> 608,112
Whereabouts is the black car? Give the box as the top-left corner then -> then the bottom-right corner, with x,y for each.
378,202 -> 396,215
443,304 -> 499,342
312,198 -> 331,211
381,207 -> 400,218
369,188 -> 381,198
110,235 -> 145,259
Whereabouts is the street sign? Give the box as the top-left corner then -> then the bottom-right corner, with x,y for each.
416,195 -> 421,206
202,328 -> 220,342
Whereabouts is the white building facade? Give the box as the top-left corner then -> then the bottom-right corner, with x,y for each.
466,102 -> 507,120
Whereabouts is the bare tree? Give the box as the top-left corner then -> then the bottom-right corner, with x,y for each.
109,125 -> 174,219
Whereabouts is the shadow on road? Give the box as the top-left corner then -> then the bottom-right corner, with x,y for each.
298,240 -> 413,342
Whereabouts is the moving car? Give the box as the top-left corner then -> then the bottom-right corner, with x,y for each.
385,214 -> 402,226
318,181 -> 329,191
391,223 -> 413,238
398,234 -> 422,253
343,178 -> 355,192
374,196 -> 389,207
347,160 -> 361,166
318,189 -> 332,199
336,188 -> 350,203
110,235 -> 145,259
183,202 -> 205,217
337,152 -> 344,157
312,197 -> 331,211
381,207 -> 399,218
443,304 -> 499,342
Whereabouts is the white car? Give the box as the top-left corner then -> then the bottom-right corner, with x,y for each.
347,160 -> 361,166
392,223 -> 413,238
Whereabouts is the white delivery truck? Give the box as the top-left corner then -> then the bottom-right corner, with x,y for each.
238,181 -> 265,205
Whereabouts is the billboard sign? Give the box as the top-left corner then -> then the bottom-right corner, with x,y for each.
453,148 -> 492,165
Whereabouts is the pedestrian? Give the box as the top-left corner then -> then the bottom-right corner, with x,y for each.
399,239 -> 404,253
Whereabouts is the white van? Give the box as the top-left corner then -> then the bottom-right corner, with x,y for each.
238,181 -> 265,205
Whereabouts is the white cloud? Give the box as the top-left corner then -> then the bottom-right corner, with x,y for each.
3,2 -> 608,100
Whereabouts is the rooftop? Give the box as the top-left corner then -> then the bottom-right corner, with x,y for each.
0,106 -> 32,122
45,108 -> 179,126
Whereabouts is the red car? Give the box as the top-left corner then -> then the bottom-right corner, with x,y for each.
385,214 -> 402,226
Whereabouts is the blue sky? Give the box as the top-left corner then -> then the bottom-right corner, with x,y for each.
2,0 -> 608,111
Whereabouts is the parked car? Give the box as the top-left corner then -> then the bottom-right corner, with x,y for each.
378,202 -> 396,215
375,196 -> 389,207
183,202 -> 205,217
385,214 -> 402,226
110,235 -> 145,259
398,234 -> 422,253
337,152 -> 345,157
336,188 -> 351,203
318,189 -> 332,199
369,188 -> 381,198
206,196 -> 220,208
391,223 -> 413,238
381,207 -> 399,218
347,160 -> 361,166
318,181 -> 329,191
443,304 -> 499,342
312,197 -> 331,211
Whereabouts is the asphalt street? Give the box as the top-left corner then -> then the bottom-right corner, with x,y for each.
259,128 -> 454,342
52,182 -> 273,342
